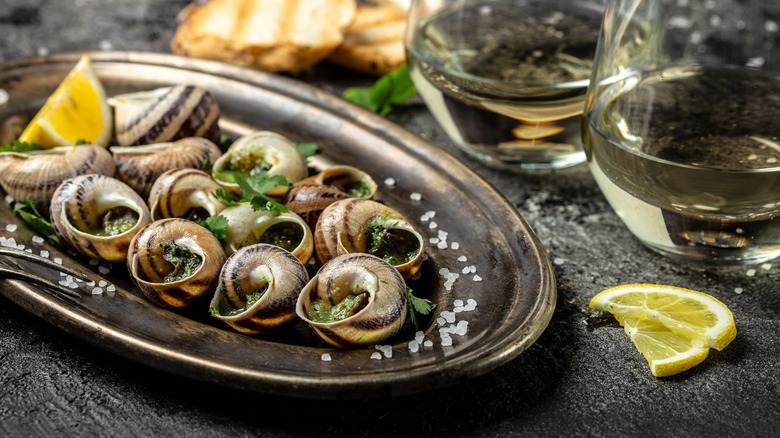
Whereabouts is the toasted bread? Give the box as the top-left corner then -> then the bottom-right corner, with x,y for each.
171,0 -> 357,73
326,2 -> 407,75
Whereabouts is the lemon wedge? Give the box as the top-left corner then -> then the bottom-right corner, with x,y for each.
615,315 -> 710,377
18,55 -> 112,148
590,283 -> 737,377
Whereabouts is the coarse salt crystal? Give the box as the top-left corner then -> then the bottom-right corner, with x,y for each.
89,259 -> 100,266
436,317 -> 446,326
437,241 -> 447,249
2,237 -> 16,248
437,230 -> 448,239
429,221 -> 438,229
442,311 -> 456,323
370,352 -> 382,360
423,340 -> 433,348
473,275 -> 482,282
40,250 -> 49,258
5,224 -> 17,232
54,257 -> 62,265
32,236 -> 45,244
37,47 -> 49,56
4,195 -> 13,204
461,266 -> 470,274
107,284 -> 116,292
16,244 -> 24,250
99,39 -> 113,50
0,89 -> 8,106
321,353 -> 332,361
553,257 -> 565,265
68,282 -> 79,289
766,20 -> 779,32
746,269 -> 757,277
453,299 -> 464,307
454,306 -> 463,313
457,255 -> 467,262
98,266 -> 111,275
384,177 -> 396,187
415,331 -> 424,343
99,280 -> 108,287
441,337 -> 453,347
467,298 -> 477,307
451,242 -> 460,250
410,192 -> 422,201
734,287 -> 744,294
408,340 -> 420,353
92,287 -> 104,295
86,280 -> 96,287
761,263 -> 772,271
430,237 -> 440,244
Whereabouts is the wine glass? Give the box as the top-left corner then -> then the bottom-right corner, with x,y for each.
583,0 -> 780,264
405,0 -> 607,170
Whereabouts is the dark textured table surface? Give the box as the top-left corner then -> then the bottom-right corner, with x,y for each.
0,1 -> 778,436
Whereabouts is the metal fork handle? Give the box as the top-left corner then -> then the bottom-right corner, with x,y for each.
0,265 -> 81,298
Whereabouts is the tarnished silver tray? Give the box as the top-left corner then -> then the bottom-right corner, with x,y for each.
0,52 -> 555,399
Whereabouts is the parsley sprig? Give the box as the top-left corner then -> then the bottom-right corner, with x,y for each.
13,198 -> 59,244
0,140 -> 43,153
214,172 -> 291,212
407,287 -> 437,331
343,64 -> 416,116
199,214 -> 229,244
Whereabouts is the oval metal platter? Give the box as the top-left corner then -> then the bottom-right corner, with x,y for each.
0,52 -> 555,399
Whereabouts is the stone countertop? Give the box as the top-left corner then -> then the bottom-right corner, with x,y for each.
0,1 -> 778,436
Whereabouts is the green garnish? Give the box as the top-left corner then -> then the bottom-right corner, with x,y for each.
74,138 -> 89,145
214,188 -> 240,207
12,198 -> 59,244
201,157 -> 213,170
309,293 -> 368,323
343,64 -> 416,116
211,169 -> 241,184
161,240 -> 202,283
235,173 -> 290,212
407,287 -> 436,331
199,214 -> 229,244
219,133 -> 235,152
296,142 -> 319,159
0,140 -> 43,153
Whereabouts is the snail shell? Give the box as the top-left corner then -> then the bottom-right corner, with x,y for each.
148,168 -> 224,221
50,174 -> 152,263
220,203 -> 314,264
315,198 -> 425,280
212,131 -> 307,197
209,244 -> 309,334
295,253 -> 408,348
127,218 -> 227,309
111,137 -> 222,198
282,183 -> 350,230
0,145 -> 115,209
110,85 -> 221,146
297,165 -> 377,199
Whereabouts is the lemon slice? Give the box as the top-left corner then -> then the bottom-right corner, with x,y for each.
615,315 -> 710,377
589,283 -> 737,351
18,55 -> 112,148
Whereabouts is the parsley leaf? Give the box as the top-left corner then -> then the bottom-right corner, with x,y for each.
406,287 -> 436,331
199,214 -> 229,244
74,138 -> 89,145
211,169 -> 241,184
13,199 -> 59,245
0,140 -> 43,153
219,133 -> 235,152
343,63 -> 416,116
214,188 -> 240,206
201,158 -> 213,170
296,142 -> 319,159
235,173 -> 290,212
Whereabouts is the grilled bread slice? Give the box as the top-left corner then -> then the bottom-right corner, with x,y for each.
171,0 -> 357,73
326,2 -> 407,75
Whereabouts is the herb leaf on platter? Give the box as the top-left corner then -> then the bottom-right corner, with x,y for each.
12,198 -> 59,245
343,64 -> 416,116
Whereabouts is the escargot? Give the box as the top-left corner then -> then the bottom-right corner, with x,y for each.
220,203 -> 314,264
111,137 -> 222,198
210,244 -> 309,334
295,253 -> 408,348
127,218 -> 227,309
282,184 -> 350,230
50,174 -> 151,263
315,198 -> 425,279
110,85 -> 221,146
0,145 -> 115,209
212,131 -> 307,197
297,165 -> 377,199
148,168 -> 224,221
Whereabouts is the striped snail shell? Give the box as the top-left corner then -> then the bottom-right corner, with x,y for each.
295,253 -> 408,348
282,183 -> 350,230
209,244 -> 309,334
297,165 -> 377,199
314,198 -> 425,280
0,145 -> 115,209
110,85 -> 221,146
127,218 -> 227,309
110,137 -> 222,198
220,202 -> 314,264
148,168 -> 224,221
212,131 -> 307,198
50,174 -> 151,263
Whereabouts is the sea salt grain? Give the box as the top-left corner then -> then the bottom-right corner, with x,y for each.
370,352 -> 382,360
321,353 -> 332,362
106,285 -> 116,292
453,299 -> 464,307
746,269 -> 757,277
98,266 -> 111,275
37,47 -> 49,56
410,192 -> 422,202
437,241 -> 447,249
450,242 -> 460,250
429,221 -> 438,230
408,340 -> 420,353
99,280 -> 108,287
761,263 -> 772,271
457,255 -> 467,262
415,331 -> 424,344
99,39 -> 113,50
766,20 -> 779,32
473,275 -> 482,282
92,287 -> 104,295
32,236 -> 45,244
553,257 -> 565,266
383,177 -> 396,187
423,340 -> 433,348
375,344 -> 393,358
441,337 -> 453,347
54,257 -> 62,265
5,224 -> 17,232
89,259 -> 100,266
734,287 -> 744,294
0,89 -> 8,106
4,195 -> 13,204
